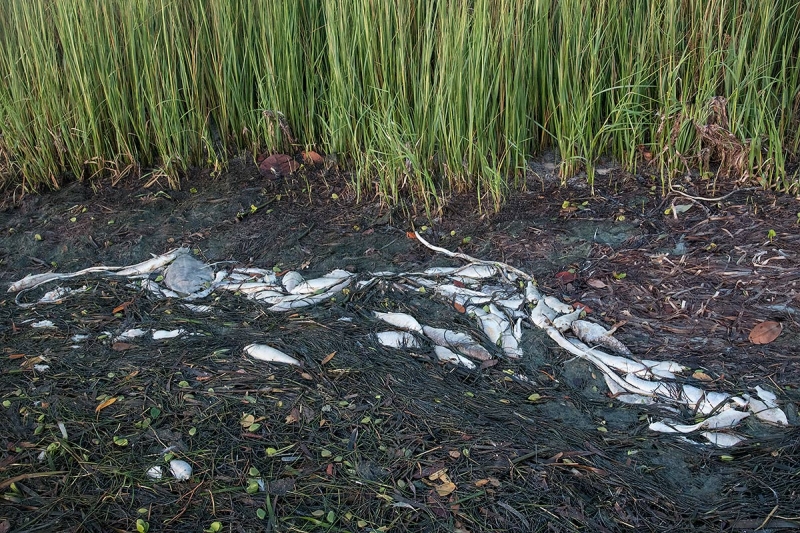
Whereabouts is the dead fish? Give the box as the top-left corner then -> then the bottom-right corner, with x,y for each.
9,265 -> 115,293
472,307 -> 507,345
244,344 -> 300,366
421,267 -> 458,276
421,326 -> 493,361
375,331 -> 420,349
543,296 -> 573,315
500,329 -> 523,358
281,271 -> 305,292
700,432 -> 745,447
552,308 -> 584,332
745,390 -> 788,426
152,329 -> 185,340
267,278 -> 351,311
433,346 -> 476,370
649,409 -> 749,434
623,373 -> 679,399
568,339 -> 646,374
680,385 -> 730,415
524,282 -> 542,304
436,284 -> 492,304
116,248 -> 184,277
571,320 -> 632,356
291,270 -> 352,295
530,300 -> 557,328
373,311 -> 423,333
182,303 -> 212,313
451,264 -> 496,280
217,281 -> 283,294
163,253 -> 214,295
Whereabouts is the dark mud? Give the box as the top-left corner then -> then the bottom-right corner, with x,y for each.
1,154 -> 799,532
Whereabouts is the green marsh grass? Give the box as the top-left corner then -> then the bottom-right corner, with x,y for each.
0,0 -> 797,206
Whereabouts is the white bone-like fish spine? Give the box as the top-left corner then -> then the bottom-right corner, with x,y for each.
571,320 -> 632,356
244,344 -> 301,365
433,346 -> 476,369
375,331 -> 420,349
373,311 -> 423,333
700,432 -> 745,447
291,270 -> 352,295
530,300 -> 557,328
552,308 -> 583,332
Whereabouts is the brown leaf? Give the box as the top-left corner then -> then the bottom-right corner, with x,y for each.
302,151 -> 324,166
692,371 -> 713,382
112,342 -> 134,352
406,231 -> 417,240
435,481 -> 456,497
112,300 -> 133,314
749,321 -> 782,345
285,407 -> 300,424
8,353 -> 25,360
453,302 -> 466,314
259,154 -> 299,177
573,302 -> 593,314
321,351 -> 336,365
586,278 -> 607,289
555,271 -> 577,283
95,397 -> 117,413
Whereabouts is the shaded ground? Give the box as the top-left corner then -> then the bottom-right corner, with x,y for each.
1,154 -> 799,532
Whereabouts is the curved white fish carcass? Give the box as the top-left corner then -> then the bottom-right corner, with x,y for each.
291,269 -> 353,295
280,271 -> 305,292
375,331 -> 420,349
267,278 -> 351,311
373,311 -> 423,333
244,344 -> 301,366
571,320 -> 632,356
422,326 -> 493,361
433,346 -> 477,370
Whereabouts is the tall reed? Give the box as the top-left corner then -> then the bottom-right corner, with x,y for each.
0,0 -> 797,204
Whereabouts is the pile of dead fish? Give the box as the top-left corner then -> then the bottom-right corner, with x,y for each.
8,238 -> 790,447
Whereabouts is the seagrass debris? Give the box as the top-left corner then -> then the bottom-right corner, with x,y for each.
8,237 -> 789,447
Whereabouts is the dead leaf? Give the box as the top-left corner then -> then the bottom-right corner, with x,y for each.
259,154 -> 299,177
453,302 -> 466,314
8,353 -> 25,360
321,351 -> 336,365
112,342 -> 134,351
302,151 -> 324,166
749,321 -> 782,345
555,271 -> 577,283
300,372 -> 313,380
240,414 -> 255,427
95,397 -> 117,413
692,371 -> 713,382
586,278 -> 606,289
448,450 -> 461,459
406,231 -> 417,240
112,300 -> 133,314
435,481 -> 456,497
573,302 -> 593,314
285,407 -> 300,424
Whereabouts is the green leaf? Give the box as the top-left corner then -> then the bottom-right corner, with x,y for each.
256,508 -> 266,520
136,519 -> 149,533
249,467 -> 260,477
326,510 -> 336,523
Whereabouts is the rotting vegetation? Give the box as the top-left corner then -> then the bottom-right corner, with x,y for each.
1,161 -> 800,532
0,0 -> 798,211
